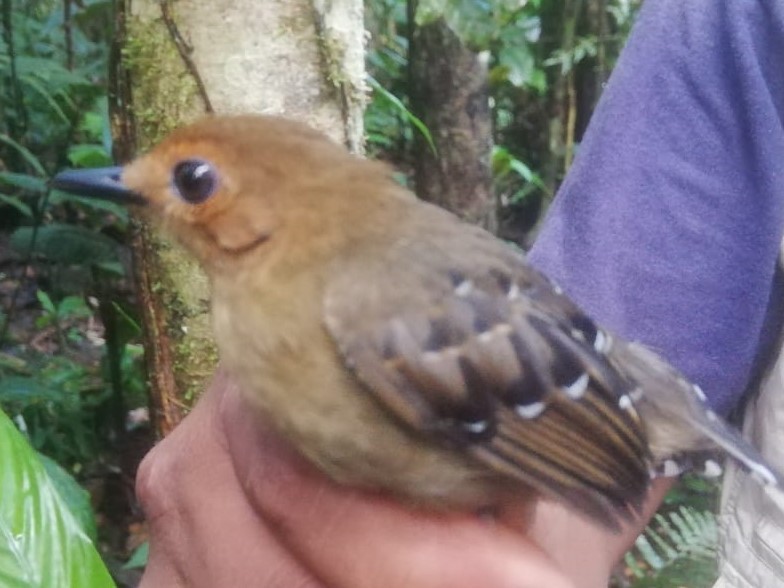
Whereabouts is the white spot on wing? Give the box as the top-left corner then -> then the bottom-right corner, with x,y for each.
455,280 -> 474,297
662,459 -> 682,477
478,331 -> 494,343
478,324 -> 513,343
563,373 -> 589,399
516,401 -> 545,419
507,283 -> 521,301
618,394 -> 633,411
594,330 -> 612,353
703,460 -> 723,478
464,420 -> 489,434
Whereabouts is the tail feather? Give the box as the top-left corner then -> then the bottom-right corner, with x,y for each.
690,409 -> 780,486
610,340 -> 783,487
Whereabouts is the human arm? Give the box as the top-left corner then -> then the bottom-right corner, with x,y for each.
527,0 -> 784,580
529,0 -> 784,416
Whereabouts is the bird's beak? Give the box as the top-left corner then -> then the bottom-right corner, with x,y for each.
51,166 -> 146,206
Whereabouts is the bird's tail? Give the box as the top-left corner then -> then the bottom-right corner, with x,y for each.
611,341 -> 783,487
684,400 -> 781,487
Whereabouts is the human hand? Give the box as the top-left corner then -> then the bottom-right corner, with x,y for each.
136,370 -> 584,588
138,375 -> 596,588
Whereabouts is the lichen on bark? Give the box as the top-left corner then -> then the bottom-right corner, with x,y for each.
118,2 -> 217,428
123,12 -> 203,147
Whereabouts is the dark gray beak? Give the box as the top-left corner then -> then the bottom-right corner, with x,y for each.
51,166 -> 146,205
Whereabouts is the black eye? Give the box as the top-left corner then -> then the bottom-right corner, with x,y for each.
172,159 -> 218,204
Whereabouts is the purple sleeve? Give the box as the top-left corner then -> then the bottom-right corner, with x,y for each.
528,0 -> 784,414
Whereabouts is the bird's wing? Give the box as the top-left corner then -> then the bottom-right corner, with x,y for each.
324,223 -> 651,527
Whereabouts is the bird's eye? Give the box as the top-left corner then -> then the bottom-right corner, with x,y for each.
172,159 -> 218,204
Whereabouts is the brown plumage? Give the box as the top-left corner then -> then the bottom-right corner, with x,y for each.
52,115 -> 781,530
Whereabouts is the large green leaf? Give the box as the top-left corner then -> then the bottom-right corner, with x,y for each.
38,454 -> 98,542
0,411 -> 114,587
9,224 -> 120,266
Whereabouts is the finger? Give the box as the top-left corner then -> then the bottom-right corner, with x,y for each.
137,374 -> 326,588
220,380 -> 575,588
527,478 -> 674,588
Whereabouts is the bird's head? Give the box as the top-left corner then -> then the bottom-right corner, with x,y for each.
53,115 -> 390,272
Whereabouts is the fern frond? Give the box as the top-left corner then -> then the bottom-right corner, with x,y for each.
620,506 -> 718,588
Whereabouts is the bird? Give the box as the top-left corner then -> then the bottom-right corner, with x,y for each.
52,114 -> 781,530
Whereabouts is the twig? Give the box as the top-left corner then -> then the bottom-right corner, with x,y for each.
63,0 -> 74,71
159,0 -> 214,113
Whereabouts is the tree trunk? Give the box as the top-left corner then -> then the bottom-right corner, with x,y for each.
575,0 -> 610,141
110,0 -> 365,435
408,7 -> 495,232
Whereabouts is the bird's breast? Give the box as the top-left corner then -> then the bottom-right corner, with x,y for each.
210,282 -> 502,507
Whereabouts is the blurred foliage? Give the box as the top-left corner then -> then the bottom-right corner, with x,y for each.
0,0 -> 141,456
612,475 -> 720,587
366,0 -> 642,238
122,541 -> 149,571
624,507 -> 718,588
416,0 -> 547,90
1,0 -> 145,581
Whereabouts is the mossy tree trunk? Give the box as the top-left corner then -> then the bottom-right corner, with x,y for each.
110,0 -> 365,435
408,5 -> 495,232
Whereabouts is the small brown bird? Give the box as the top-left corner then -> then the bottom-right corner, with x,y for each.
53,115 -> 780,529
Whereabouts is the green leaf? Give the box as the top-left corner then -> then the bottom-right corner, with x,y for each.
67,145 -> 113,168
38,454 -> 98,542
414,0 -> 447,27
0,377 -> 60,404
529,69 -> 547,93
36,290 -> 57,315
122,542 -> 149,570
0,172 -> 47,193
56,296 -> 91,320
112,303 -> 142,343
15,57 -> 92,89
491,146 -> 548,200
50,190 -> 129,227
21,75 -> 70,126
498,44 -> 535,87
368,76 -> 437,155
10,224 -> 120,267
79,112 -> 105,140
0,410 -> 114,587
0,194 -> 33,218
94,261 -> 126,277
625,504 -> 718,587
0,354 -> 29,374
0,135 -> 46,176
